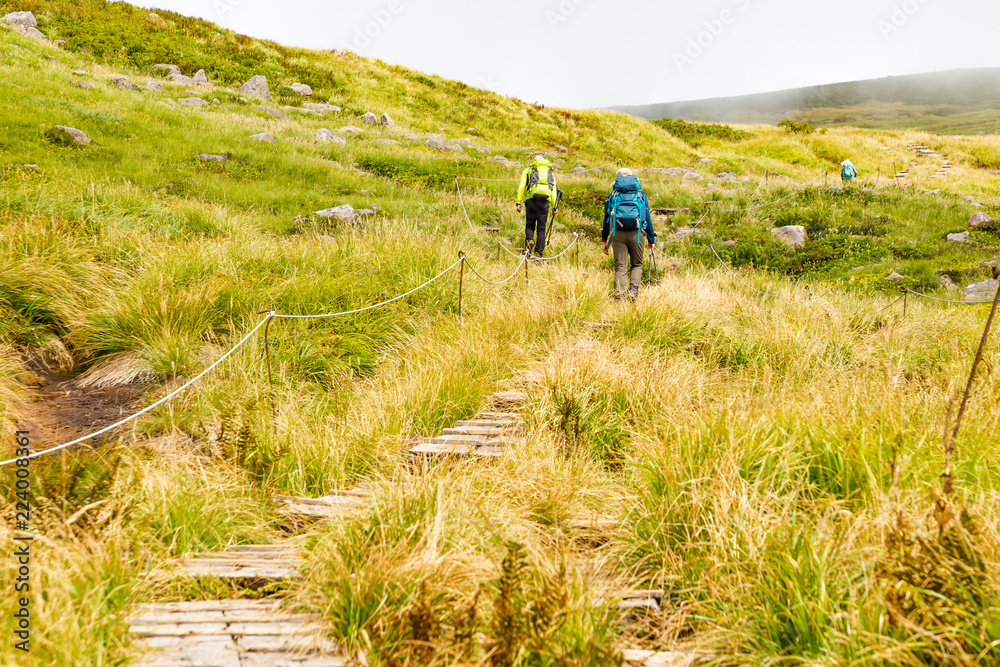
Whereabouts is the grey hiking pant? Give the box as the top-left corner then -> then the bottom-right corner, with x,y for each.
612,230 -> 643,298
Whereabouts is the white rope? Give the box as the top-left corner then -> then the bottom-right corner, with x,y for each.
272,259 -> 464,319
905,288 -> 994,305
527,233 -> 580,262
1,316 -> 272,466
464,252 -> 529,285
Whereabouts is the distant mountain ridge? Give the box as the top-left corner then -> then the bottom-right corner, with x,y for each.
611,68 -> 1000,135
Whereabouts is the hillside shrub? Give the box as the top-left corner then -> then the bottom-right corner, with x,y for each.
652,118 -> 753,146
778,119 -> 817,134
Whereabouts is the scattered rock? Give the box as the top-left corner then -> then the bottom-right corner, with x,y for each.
20,25 -> 45,40
722,240 -> 739,247
48,125 -> 91,144
112,76 -> 140,90
315,204 -> 356,220
425,138 -> 454,152
254,104 -> 287,120
470,145 -> 491,154
3,11 -> 38,33
169,72 -> 194,86
645,167 -> 695,176
338,126 -> 364,134
72,70 -> 87,76
570,166 -> 587,174
361,112 -> 379,125
47,55 -> 60,63
380,112 -> 394,127
887,272 -> 905,280
374,138 -> 400,146
178,97 -> 208,108
964,279 -> 998,302
699,158 -> 714,163
671,227 -> 698,240
683,171 -> 704,182
73,79 -> 92,90
315,129 -> 346,144
152,64 -> 181,76
927,189 -> 941,195
706,183 -> 721,192
713,171 -> 740,182
191,69 -> 210,86
554,145 -> 569,154
939,275 -> 957,290
289,82 -> 312,96
147,12 -> 168,26
53,39 -> 65,48
771,225 -> 807,248
947,232 -> 970,243
194,154 -> 228,163
303,102 -> 341,113
161,98 -> 177,106
247,132 -> 276,144
490,156 -> 519,168
238,74 -> 270,100
968,212 -> 996,229
827,185 -> 843,192
146,80 -> 164,92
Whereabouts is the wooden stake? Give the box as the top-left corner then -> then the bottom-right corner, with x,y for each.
457,252 -> 465,322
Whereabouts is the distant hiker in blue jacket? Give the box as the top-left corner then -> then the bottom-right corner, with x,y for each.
602,168 -> 655,301
841,159 -> 857,183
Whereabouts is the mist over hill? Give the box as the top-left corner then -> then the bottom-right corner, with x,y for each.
612,68 -> 1000,135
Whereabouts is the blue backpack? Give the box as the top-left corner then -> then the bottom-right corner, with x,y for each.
609,175 -> 646,234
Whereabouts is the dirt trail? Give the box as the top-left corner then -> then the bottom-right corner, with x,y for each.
15,367 -> 149,450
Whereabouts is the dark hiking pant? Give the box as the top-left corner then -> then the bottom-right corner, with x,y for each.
612,230 -> 644,298
524,195 -> 550,255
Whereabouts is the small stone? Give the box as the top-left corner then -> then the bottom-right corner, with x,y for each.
254,105 -> 287,120
303,102 -> 341,113
194,154 -> 228,162
112,76 -> 140,90
361,111 -> 378,125
968,212 -> 996,229
554,145 -> 569,154
72,70 -> 87,76
570,166 -> 587,174
73,79 -> 92,89
178,97 -> 208,108
939,275 -> 957,290
699,158 -> 714,163
315,204 -> 356,220
191,69 -> 210,86
152,64 -> 180,76
374,138 -> 400,146
146,80 -> 164,92
887,272 -> 905,280
722,240 -> 738,247
827,185 -> 843,192
338,126 -> 364,134
314,129 -> 346,144
683,171 -> 703,182
49,125 -> 91,144
947,232 -> 970,243
289,82 -> 312,96
247,132 -> 276,144
379,112 -> 394,126
53,39 -> 66,47
470,146 -> 491,154
169,72 -> 194,85
238,74 -> 270,100
771,225 -> 807,248
21,26 -> 45,40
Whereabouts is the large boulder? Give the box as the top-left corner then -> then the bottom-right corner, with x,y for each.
254,105 -> 287,120
3,11 -> 37,30
965,279 -> 998,302
48,125 -> 91,145
247,132 -> 276,144
771,225 -> 807,248
238,75 -> 271,100
361,112 -> 379,125
315,129 -> 346,144
968,212 -> 996,229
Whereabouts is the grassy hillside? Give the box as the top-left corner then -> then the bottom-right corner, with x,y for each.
4,2 -> 1000,665
613,68 -> 1000,135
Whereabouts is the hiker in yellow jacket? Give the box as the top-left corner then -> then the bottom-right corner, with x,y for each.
516,155 -> 558,257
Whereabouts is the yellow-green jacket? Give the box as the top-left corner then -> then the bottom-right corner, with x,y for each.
517,156 -> 557,204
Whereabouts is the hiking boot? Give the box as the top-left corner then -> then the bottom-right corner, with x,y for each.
533,251 -> 543,258
627,287 -> 639,301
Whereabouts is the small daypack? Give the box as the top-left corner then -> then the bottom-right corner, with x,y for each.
527,165 -> 555,198
610,188 -> 645,232
841,161 -> 857,179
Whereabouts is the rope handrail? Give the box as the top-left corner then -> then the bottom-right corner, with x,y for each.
1,315 -> 273,466
499,233 -> 580,262
904,287 -> 994,305
709,244 -> 778,298
464,251 -> 529,285
271,259 -> 464,320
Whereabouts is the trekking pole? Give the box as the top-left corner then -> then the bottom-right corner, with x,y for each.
458,251 -> 466,323
650,247 -> 659,283
524,249 -> 530,287
902,287 -> 908,318
257,310 -> 277,417
576,234 -> 581,269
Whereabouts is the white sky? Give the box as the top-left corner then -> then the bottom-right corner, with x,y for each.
127,0 -> 1000,109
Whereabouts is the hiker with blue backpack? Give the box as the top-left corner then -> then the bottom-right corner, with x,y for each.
602,168 -> 656,301
841,159 -> 858,184
516,155 -> 558,257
